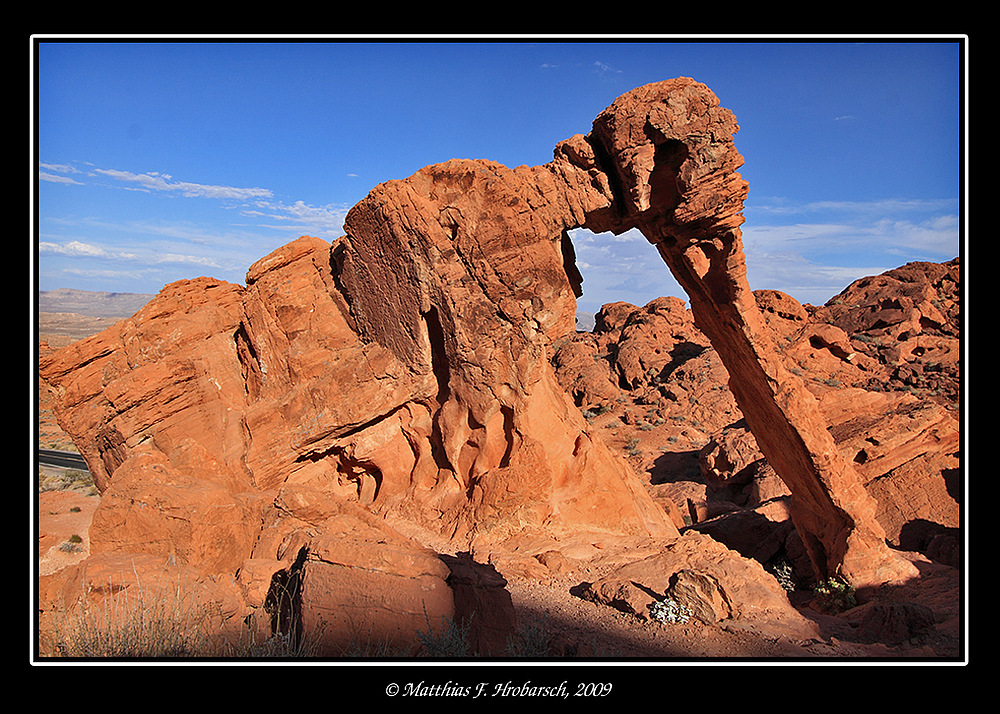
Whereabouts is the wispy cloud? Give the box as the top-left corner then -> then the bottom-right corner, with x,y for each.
750,197 -> 958,217
38,239 -> 223,269
738,196 -> 960,303
742,251 -> 889,306
241,199 -> 350,238
37,160 -> 357,291
591,60 -> 622,80
39,162 -> 85,186
38,240 -> 116,258
40,161 -> 350,237
89,167 -> 273,201
744,197 -> 960,260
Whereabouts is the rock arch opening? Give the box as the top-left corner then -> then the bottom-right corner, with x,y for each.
560,226 -> 689,328
559,229 -> 584,300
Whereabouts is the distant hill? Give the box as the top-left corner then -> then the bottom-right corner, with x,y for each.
38,289 -> 155,319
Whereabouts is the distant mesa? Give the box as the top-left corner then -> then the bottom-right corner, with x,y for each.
38,288 -> 155,319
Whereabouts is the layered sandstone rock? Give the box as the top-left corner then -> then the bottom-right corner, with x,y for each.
332,156 -> 677,549
811,258 -> 961,405
39,277 -> 250,495
578,530 -> 820,642
39,133 -> 677,655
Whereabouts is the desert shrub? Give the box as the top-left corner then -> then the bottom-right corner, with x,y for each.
812,577 -> 857,614
337,630 -> 406,658
506,613 -> 552,657
58,534 -> 85,553
766,558 -> 798,591
649,597 -> 692,624
226,629 -> 327,658
416,612 -> 473,657
38,468 -> 97,495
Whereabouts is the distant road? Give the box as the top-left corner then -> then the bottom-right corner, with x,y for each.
38,449 -> 89,471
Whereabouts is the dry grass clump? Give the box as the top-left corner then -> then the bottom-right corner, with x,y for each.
38,468 -> 97,496
51,577 -> 211,658
49,570 -> 328,659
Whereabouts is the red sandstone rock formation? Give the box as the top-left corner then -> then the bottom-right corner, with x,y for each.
331,156 -> 676,551
37,77 -> 959,656
38,151 -> 677,655
811,258 -> 961,405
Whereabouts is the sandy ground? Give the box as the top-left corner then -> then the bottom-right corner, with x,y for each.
36,482 -> 100,578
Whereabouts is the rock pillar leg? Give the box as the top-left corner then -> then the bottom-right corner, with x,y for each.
649,226 -> 916,590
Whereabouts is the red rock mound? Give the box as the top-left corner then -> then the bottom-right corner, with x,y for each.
811,258 -> 960,405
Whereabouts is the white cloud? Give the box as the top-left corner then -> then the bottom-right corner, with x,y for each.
742,215 -> 958,261
39,239 -> 222,269
62,266 -> 161,282
39,162 -> 81,175
750,197 -> 957,217
743,196 -> 960,262
867,215 -> 960,257
591,60 -> 622,79
742,249 -> 890,306
242,199 -> 349,237
38,171 -> 83,186
90,168 -> 273,201
41,161 -> 349,239
38,240 -> 114,258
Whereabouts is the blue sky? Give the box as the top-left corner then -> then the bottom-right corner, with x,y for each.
34,37 -> 965,313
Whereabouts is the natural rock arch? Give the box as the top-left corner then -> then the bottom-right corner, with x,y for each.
336,77 -> 920,589
37,78 -> 924,644
574,78 -> 919,589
